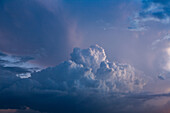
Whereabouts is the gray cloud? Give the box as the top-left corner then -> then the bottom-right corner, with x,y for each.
0,52 -> 41,71
0,51 -> 41,80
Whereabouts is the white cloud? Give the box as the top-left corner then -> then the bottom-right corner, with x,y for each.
70,45 -> 107,73
151,34 -> 170,79
16,73 -> 31,79
152,34 -> 170,48
163,47 -> 170,72
96,61 -> 145,92
152,34 -> 170,72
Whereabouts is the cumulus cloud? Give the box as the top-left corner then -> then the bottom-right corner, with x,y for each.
0,45 -> 148,113
2,45 -> 145,94
70,45 -> 107,73
129,0 -> 170,31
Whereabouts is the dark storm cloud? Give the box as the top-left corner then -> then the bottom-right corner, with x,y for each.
0,92 -> 144,113
0,0 -> 80,66
1,90 -> 170,113
129,0 -> 170,31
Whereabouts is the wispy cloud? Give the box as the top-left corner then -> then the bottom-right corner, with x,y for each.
0,52 -> 42,78
129,0 -> 170,31
151,34 -> 170,80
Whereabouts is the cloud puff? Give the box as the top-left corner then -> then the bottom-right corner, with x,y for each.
129,0 -> 170,31
70,45 -> 107,73
3,45 -> 145,93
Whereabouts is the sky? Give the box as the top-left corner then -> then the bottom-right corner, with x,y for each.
1,0 -> 170,113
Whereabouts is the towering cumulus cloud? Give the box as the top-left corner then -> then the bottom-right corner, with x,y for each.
0,45 -> 148,113
4,45 -> 145,93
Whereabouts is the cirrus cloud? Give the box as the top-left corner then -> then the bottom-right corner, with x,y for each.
129,0 -> 170,31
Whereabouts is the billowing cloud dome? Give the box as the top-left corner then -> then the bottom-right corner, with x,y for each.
71,45 -> 107,73
5,45 -> 145,93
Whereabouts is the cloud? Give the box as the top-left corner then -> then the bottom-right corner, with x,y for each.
129,0 -> 170,31
16,73 -> 32,79
152,34 -> 170,48
70,45 -> 107,73
0,45 -> 145,94
151,34 -> 170,80
0,51 -> 42,79
0,52 -> 41,71
0,45 -> 148,113
128,14 -> 148,31
152,34 -> 170,71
